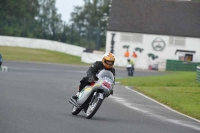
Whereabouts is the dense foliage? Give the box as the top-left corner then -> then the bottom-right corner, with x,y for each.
0,0 -> 62,39
69,0 -> 112,50
0,0 -> 112,50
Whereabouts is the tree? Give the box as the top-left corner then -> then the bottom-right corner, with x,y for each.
0,0 -> 40,37
70,0 -> 112,50
0,0 -> 64,41
37,0 -> 63,40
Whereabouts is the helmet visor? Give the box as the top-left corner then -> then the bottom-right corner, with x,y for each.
105,60 -> 114,66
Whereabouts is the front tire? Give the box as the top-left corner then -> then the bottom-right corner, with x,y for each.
85,96 -> 103,119
71,105 -> 81,115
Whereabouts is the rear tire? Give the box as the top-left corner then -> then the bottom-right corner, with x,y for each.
85,97 -> 103,119
71,106 -> 81,115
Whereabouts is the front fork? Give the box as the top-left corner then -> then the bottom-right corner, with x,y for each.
89,92 -> 104,105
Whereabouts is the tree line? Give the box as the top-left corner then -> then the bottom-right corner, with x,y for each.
1,0 -> 198,51
0,0 -> 112,51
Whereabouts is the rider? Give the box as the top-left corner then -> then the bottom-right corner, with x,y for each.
72,52 -> 116,99
127,58 -> 134,76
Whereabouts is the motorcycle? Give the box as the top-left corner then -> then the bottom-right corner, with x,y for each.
69,69 -> 114,119
127,64 -> 134,76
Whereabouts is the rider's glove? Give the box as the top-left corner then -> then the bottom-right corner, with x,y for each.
88,76 -> 95,82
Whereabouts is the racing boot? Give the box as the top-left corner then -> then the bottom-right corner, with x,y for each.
110,89 -> 113,95
72,92 -> 80,100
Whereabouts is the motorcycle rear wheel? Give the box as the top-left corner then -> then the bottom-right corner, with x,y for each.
85,97 -> 103,119
71,105 -> 81,115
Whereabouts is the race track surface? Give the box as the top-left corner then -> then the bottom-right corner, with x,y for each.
0,61 -> 199,133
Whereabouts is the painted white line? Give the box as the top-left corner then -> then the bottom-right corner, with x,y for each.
111,96 -> 148,114
124,86 -> 200,123
110,93 -> 200,131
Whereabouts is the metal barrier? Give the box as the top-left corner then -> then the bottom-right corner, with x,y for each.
197,66 -> 200,82
166,60 -> 200,71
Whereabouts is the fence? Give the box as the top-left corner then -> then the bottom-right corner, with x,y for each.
197,66 -> 200,82
166,60 -> 200,71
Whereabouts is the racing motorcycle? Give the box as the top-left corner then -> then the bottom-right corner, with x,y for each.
69,69 -> 114,119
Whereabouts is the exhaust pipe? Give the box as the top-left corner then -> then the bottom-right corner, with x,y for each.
69,97 -> 80,108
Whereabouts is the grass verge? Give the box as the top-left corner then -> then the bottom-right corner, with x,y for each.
0,46 -> 88,65
116,72 -> 200,120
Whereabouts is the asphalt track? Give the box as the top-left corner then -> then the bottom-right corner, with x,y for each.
0,61 -> 199,133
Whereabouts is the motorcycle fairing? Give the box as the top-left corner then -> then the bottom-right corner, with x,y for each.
77,84 -> 100,105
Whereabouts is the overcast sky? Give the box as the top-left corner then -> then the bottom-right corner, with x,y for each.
55,0 -> 84,24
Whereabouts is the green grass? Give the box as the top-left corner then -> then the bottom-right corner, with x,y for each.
0,46 -> 88,65
116,72 -> 200,120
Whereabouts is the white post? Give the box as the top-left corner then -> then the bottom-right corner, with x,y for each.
0,66 -> 8,72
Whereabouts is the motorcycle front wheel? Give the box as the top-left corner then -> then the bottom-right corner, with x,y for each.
85,96 -> 103,119
71,105 -> 81,115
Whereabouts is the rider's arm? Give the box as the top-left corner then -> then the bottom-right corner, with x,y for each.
86,62 -> 99,81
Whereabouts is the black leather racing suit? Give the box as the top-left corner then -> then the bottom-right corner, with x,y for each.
78,61 -> 115,92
